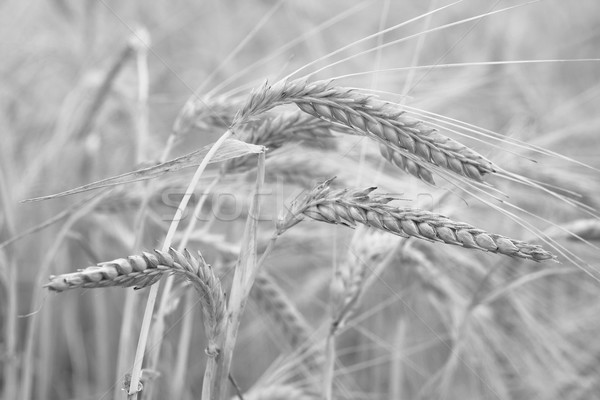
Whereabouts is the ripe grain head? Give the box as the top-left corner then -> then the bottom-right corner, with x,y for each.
235,78 -> 495,184
280,179 -> 555,261
45,248 -> 226,350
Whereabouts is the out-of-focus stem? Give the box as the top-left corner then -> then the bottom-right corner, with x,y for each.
128,131 -> 232,399
323,333 -> 336,400
144,173 -> 223,399
0,163 -> 18,400
21,193 -> 110,400
202,151 -> 265,400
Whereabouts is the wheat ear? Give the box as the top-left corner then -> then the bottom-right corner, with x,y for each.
45,248 -> 226,351
236,79 -> 495,183
323,238 -> 370,399
379,144 -> 436,184
252,272 -> 325,373
224,111 -> 337,173
252,272 -> 313,349
174,95 -> 240,135
179,84 -> 444,185
330,255 -> 369,334
279,179 -> 555,261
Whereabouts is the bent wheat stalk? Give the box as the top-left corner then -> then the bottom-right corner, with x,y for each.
279,178 -> 555,261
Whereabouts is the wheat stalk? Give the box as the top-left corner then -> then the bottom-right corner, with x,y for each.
279,178 -> 555,261
235,79 -> 495,183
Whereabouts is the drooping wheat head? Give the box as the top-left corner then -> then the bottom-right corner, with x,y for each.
45,248 -> 226,352
235,79 -> 495,183
279,178 -> 555,261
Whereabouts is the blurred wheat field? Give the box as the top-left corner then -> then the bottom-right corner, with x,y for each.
1,0 -> 600,399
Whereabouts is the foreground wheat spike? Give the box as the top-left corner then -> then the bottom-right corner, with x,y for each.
178,86 -> 447,185
279,179 -> 555,261
236,79 -> 495,183
45,248 -> 226,349
379,144 -> 436,184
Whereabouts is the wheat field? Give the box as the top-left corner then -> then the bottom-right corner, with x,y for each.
2,1 -> 600,399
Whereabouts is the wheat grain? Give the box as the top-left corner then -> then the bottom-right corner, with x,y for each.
45,248 -> 226,350
235,79 -> 495,183
176,82 -> 457,185
379,144 -> 436,184
279,179 -> 555,261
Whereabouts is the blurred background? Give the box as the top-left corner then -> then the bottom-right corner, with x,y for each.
1,0 -> 600,399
